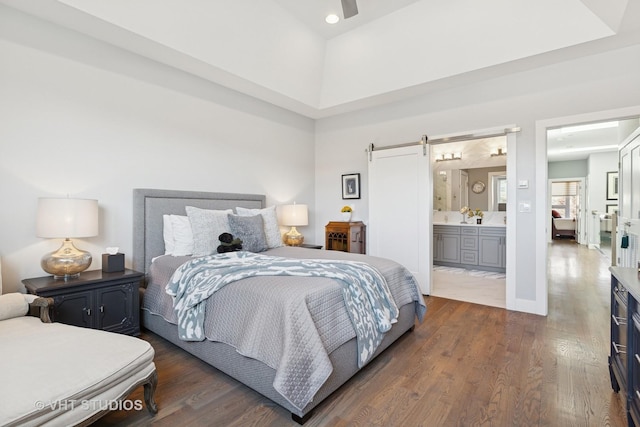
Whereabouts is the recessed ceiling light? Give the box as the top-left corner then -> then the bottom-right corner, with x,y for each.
325,14 -> 339,24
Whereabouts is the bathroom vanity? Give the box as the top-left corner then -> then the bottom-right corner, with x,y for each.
433,223 -> 506,273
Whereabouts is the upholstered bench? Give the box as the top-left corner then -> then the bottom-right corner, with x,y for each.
0,293 -> 158,426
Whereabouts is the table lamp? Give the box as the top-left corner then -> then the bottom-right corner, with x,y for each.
281,203 -> 308,246
36,197 -> 99,279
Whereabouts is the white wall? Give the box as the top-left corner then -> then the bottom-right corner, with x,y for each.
315,42 -> 640,309
588,151 -> 619,214
2,3 -> 640,314
0,12 -> 316,293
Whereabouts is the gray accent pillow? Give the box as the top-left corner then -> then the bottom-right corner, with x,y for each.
185,206 -> 232,256
235,205 -> 283,248
228,214 -> 268,253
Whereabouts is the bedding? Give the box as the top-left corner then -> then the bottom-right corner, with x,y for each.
235,205 -> 283,248
162,214 -> 193,256
161,205 -> 281,257
185,206 -> 233,256
143,246 -> 425,413
134,188 -> 426,422
227,214 -> 268,252
167,251 -> 400,361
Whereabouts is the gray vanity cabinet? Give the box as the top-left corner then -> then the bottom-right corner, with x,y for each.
433,225 -> 460,264
478,228 -> 506,270
460,228 -> 479,265
433,225 -> 505,273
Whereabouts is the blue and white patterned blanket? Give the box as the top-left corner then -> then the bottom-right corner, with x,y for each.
166,251 -> 399,367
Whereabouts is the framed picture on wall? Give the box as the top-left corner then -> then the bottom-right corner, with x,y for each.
606,204 -> 618,215
342,173 -> 360,199
607,171 -> 618,200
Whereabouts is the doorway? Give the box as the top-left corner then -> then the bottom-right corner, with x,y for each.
536,108 -> 640,315
430,135 -> 509,308
548,178 -> 585,244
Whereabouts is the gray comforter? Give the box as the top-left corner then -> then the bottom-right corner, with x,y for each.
143,247 -> 426,411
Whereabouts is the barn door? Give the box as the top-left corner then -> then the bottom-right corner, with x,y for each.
368,143 -> 431,294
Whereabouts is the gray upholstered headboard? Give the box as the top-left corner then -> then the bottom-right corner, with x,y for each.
132,189 -> 265,277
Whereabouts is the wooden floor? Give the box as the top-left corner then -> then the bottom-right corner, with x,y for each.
97,240 -> 626,426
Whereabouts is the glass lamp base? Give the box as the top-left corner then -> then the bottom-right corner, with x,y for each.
41,238 -> 92,280
284,227 -> 305,246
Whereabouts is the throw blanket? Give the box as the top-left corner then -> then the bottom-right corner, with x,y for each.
166,251 -> 399,367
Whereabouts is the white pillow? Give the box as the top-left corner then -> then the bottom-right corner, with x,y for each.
0,293 -> 29,321
162,215 -> 175,255
162,214 -> 194,256
171,215 -> 194,256
236,206 -> 283,248
185,206 -> 233,256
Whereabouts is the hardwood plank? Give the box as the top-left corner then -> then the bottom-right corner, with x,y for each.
96,240 -> 626,426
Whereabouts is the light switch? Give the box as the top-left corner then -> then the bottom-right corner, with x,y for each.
518,180 -> 529,189
518,201 -> 532,213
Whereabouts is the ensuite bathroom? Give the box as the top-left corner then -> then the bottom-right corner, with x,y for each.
431,136 -> 508,308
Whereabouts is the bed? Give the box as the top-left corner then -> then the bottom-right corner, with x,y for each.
133,188 -> 426,423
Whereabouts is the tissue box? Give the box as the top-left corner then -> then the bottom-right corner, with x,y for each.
102,253 -> 125,273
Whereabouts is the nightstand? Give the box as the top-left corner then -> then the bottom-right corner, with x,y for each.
325,221 -> 366,254
23,269 -> 144,336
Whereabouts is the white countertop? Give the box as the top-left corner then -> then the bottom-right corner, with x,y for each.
433,211 -> 506,227
433,221 -> 506,227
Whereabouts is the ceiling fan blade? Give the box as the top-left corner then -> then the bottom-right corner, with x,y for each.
341,0 -> 358,19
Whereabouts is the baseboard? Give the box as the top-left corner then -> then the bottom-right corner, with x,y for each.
514,297 -> 545,315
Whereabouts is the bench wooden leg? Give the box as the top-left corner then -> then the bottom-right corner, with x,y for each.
144,370 -> 159,415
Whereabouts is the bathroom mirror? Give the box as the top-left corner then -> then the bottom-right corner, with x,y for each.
431,135 -> 508,212
434,167 -> 506,212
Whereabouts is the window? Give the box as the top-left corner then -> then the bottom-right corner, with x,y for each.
551,181 -> 578,218
489,172 -> 507,211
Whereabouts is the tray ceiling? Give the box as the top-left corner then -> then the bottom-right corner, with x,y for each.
0,0 -> 637,118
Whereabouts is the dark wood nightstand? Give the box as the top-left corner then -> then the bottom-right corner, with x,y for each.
23,269 -> 144,336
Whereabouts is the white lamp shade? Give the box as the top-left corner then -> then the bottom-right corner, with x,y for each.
281,204 -> 308,227
36,198 -> 99,238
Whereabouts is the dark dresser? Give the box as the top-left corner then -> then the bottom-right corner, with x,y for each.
23,269 -> 143,336
610,266 -> 640,425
